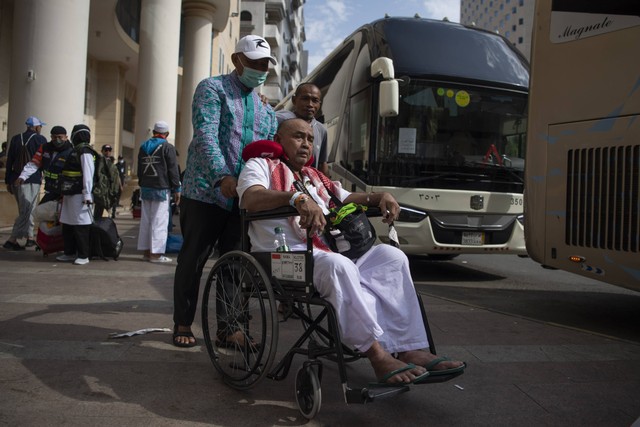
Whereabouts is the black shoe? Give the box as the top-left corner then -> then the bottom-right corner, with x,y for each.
3,241 -> 25,251
25,239 -> 37,248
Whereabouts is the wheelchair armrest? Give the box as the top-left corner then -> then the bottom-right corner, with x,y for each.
242,203 -> 381,221
365,206 -> 382,218
242,206 -> 298,222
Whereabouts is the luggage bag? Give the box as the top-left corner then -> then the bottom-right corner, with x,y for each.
35,221 -> 64,256
90,217 -> 123,260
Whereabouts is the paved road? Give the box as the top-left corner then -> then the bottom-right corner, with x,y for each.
1,214 -> 639,426
410,254 -> 640,343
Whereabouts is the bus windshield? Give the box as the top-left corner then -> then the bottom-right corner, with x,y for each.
371,80 -> 528,193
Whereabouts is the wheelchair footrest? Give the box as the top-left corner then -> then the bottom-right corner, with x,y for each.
345,385 -> 410,404
414,370 -> 464,384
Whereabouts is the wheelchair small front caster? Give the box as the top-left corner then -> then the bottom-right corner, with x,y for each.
295,361 -> 322,419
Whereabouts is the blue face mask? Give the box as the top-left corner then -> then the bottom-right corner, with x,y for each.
239,64 -> 268,88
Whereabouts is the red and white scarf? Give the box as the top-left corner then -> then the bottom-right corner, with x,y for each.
266,158 -> 337,251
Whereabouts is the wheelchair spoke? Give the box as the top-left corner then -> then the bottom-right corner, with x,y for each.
202,251 -> 278,390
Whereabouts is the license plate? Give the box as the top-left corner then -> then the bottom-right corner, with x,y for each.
461,231 -> 484,245
271,253 -> 306,282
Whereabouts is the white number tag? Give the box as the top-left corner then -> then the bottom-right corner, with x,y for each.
271,253 -> 306,282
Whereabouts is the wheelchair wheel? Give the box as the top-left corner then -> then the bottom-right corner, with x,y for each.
295,362 -> 322,419
202,251 -> 278,390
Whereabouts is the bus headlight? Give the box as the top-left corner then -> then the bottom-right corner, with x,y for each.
398,206 -> 427,223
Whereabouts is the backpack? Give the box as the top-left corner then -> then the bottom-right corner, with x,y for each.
93,154 -> 121,210
12,133 -> 36,174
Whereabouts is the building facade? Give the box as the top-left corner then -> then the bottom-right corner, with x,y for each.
0,0 -> 300,176
460,0 -> 534,61
239,0 -> 308,104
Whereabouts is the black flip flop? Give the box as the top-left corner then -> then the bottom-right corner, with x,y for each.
172,327 -> 197,348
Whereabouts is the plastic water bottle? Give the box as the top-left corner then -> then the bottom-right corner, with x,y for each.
274,227 -> 290,252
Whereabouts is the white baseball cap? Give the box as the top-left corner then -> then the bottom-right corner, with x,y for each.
153,121 -> 170,133
235,35 -> 276,65
25,116 -> 46,127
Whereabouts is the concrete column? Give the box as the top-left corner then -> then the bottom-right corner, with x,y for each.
178,2 -> 216,170
134,0 -> 182,170
95,62 -> 126,156
8,0 -> 89,139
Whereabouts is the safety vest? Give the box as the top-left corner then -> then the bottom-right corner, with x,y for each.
41,144 -> 74,194
59,144 -> 96,195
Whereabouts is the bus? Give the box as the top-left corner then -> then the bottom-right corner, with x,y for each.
278,17 -> 530,259
525,1 -> 640,291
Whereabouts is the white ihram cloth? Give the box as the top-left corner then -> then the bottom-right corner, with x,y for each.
137,196 -> 170,254
237,158 -> 429,353
60,153 -> 94,226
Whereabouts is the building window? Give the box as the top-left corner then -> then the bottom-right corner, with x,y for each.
115,0 -> 141,43
123,99 -> 135,132
84,76 -> 90,115
519,18 -> 524,25
518,36 -> 523,44
240,11 -> 252,22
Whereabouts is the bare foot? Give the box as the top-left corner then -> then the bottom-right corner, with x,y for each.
398,350 -> 464,372
365,342 -> 426,384
217,330 -> 260,350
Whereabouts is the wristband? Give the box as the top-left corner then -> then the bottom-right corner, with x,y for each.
290,191 -> 303,207
294,194 -> 309,207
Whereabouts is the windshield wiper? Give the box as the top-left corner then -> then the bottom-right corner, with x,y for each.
401,171 -> 488,186
465,160 -> 524,184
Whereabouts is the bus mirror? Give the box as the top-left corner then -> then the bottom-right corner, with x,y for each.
379,80 -> 399,117
371,57 -> 395,80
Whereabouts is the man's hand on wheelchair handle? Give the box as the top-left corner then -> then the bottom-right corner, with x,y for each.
220,176 -> 238,199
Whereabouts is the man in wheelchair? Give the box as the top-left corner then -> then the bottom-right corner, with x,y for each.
236,118 -> 465,385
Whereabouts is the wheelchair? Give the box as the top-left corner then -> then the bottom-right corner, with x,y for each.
201,206 -> 463,419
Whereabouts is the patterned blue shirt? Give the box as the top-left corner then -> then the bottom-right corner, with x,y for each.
182,71 -> 277,210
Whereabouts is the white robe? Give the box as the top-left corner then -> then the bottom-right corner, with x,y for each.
237,158 -> 429,353
60,152 -> 94,226
137,196 -> 170,254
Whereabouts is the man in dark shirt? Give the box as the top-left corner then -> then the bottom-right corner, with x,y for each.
4,116 -> 47,250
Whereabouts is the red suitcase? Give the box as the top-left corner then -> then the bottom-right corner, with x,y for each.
36,221 -> 64,256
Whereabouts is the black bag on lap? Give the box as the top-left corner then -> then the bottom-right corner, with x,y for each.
324,201 -> 376,260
